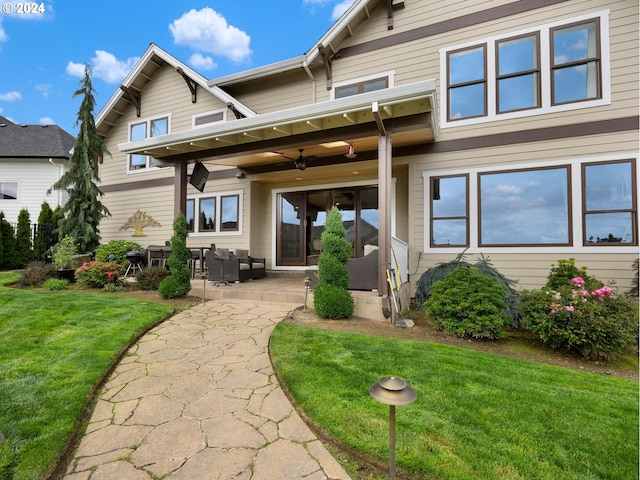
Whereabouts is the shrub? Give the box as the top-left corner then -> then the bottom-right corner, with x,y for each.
136,266 -> 170,290
75,260 -> 124,288
520,272 -> 638,360
626,258 -> 639,298
95,240 -> 143,265
425,267 -> 508,339
15,208 -> 33,268
159,214 -> 192,298
314,206 -> 354,319
415,251 -> 521,326
19,261 -> 57,287
44,278 -> 69,291
51,236 -> 77,270
313,282 -> 356,319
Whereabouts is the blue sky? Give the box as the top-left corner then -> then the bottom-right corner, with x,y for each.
0,0 -> 355,136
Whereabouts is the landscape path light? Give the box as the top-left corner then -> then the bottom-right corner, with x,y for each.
369,376 -> 417,480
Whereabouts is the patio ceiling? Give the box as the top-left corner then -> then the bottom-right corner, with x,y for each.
118,80 -> 438,176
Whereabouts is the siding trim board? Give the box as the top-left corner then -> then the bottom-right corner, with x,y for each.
336,0 -> 571,59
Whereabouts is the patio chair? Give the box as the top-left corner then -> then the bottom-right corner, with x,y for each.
233,249 -> 266,279
205,247 -> 252,284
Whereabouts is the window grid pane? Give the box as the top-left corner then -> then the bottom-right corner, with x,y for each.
583,161 -> 636,245
0,182 -> 18,200
479,166 -> 571,246
220,195 -> 239,231
199,198 -> 216,232
448,46 -> 487,120
551,20 -> 600,105
497,34 -> 540,113
431,175 -> 468,247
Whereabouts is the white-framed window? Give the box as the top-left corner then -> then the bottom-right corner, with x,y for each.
423,156 -> 637,253
127,114 -> 171,172
192,108 -> 226,128
187,189 -> 243,236
440,10 -> 610,128
0,182 -> 18,200
331,71 -> 395,100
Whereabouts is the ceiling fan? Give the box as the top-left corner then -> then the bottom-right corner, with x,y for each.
286,148 -> 316,171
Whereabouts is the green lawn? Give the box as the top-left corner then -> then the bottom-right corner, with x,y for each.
0,273 -> 174,480
270,322 -> 639,480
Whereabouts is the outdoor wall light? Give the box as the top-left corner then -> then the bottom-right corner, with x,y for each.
369,376 -> 417,480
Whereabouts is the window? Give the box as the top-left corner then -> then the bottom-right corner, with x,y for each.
332,72 -> 394,100
583,160 -> 636,245
186,199 -> 194,232
440,11 -> 609,127
0,182 -> 17,200
199,198 -> 216,232
193,109 -> 225,128
430,175 -> 468,247
497,33 -> 540,113
189,190 -> 243,235
551,20 -> 600,105
128,116 -> 169,171
425,158 -> 637,252
335,77 -> 389,99
479,166 -> 570,246
220,195 -> 239,231
447,45 -> 486,120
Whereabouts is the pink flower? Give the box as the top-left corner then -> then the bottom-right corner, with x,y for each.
571,277 -> 585,287
565,305 -> 575,313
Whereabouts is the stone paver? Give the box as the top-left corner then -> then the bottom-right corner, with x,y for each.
64,300 -> 351,480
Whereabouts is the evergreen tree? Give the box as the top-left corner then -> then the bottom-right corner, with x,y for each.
0,212 -> 4,266
158,214 -> 192,298
313,206 -> 355,319
33,202 -> 55,261
0,212 -> 17,269
49,65 -> 110,254
15,208 -> 33,267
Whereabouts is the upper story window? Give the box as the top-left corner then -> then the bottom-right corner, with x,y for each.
440,10 -> 610,127
332,71 -> 394,100
128,115 -> 169,172
0,182 -> 17,200
551,20 -> 600,105
192,109 -> 226,128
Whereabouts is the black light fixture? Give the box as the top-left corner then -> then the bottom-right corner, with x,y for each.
189,162 -> 209,192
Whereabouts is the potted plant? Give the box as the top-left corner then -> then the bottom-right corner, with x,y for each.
51,236 -> 78,281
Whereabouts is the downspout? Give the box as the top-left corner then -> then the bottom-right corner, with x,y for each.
48,157 -> 64,207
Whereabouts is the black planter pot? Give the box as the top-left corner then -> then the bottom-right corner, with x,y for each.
56,269 -> 76,282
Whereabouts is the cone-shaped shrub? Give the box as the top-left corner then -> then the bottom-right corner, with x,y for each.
314,207 -> 354,319
158,214 -> 192,298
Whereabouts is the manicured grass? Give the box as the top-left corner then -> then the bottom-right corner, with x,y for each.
0,273 -> 174,480
270,322 -> 639,480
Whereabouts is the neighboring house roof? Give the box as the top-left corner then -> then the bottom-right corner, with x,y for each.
96,43 -> 256,137
0,115 -> 75,159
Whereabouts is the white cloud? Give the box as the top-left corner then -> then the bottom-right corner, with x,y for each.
67,51 -> 139,84
487,184 -> 522,195
66,61 -> 86,78
169,8 -> 251,62
0,91 -> 21,102
0,19 -> 7,44
332,0 -> 356,20
189,53 -> 216,71
39,117 -> 55,125
36,83 -> 52,98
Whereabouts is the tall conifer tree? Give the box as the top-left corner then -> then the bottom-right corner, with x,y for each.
50,65 -> 110,253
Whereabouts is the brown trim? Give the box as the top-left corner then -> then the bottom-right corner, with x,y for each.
410,116 -> 640,155
100,176 -> 173,193
496,32 -> 541,114
336,0 -> 570,59
446,44 -> 487,121
430,173 -> 469,248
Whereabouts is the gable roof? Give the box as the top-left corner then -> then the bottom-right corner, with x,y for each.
96,44 -> 255,137
210,0 -> 385,87
0,116 -> 75,159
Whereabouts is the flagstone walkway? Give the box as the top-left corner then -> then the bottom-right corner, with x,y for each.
63,300 -> 351,480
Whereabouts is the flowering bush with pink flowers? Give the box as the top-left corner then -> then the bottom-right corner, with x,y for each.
520,260 -> 638,360
75,260 -> 124,289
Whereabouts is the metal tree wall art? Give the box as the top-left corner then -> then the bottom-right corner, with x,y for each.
119,209 -> 162,237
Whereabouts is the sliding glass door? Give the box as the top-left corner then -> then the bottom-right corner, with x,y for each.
276,186 -> 378,266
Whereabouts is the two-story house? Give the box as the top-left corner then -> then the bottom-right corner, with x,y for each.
96,0 -> 639,296
0,115 -> 74,225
